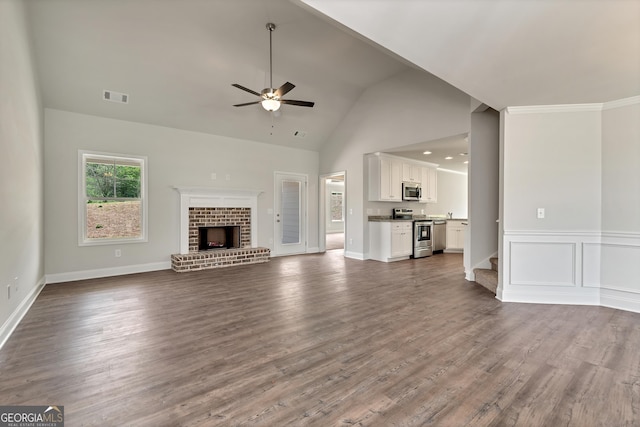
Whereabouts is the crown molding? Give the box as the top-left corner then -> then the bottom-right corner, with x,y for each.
506,95 -> 640,115
602,95 -> 640,110
506,103 -> 603,114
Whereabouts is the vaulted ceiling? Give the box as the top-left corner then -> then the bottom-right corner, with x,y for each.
25,0 -> 639,154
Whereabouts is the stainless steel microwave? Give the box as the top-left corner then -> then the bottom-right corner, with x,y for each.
402,182 -> 421,201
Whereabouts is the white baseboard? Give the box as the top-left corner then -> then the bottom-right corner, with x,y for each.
45,261 -> 171,284
345,250 -> 366,260
307,246 -> 320,254
500,287 -> 600,306
0,276 -> 46,351
600,288 -> 640,314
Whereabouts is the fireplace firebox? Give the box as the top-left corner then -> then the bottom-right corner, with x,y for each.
199,226 -> 240,251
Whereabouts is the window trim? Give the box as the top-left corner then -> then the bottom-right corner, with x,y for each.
78,150 -> 148,246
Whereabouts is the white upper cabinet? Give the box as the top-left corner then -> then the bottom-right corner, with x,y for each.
419,166 -> 438,203
368,153 -> 402,202
402,162 -> 421,183
367,153 -> 438,203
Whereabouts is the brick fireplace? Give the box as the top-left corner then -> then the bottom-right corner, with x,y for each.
171,187 -> 270,272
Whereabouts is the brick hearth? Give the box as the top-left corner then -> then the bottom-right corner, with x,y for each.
171,194 -> 270,272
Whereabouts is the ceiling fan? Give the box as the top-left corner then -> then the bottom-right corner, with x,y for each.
232,23 -> 315,112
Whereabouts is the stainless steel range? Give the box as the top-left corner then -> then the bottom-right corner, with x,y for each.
413,219 -> 434,258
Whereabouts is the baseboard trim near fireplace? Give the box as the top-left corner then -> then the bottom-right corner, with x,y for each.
45,261 -> 172,284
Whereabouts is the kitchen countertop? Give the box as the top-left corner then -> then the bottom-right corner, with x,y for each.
368,216 -> 468,222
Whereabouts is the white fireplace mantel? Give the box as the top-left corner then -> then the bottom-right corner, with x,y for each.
174,186 -> 262,254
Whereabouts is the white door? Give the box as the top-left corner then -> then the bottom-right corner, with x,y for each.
274,172 -> 307,256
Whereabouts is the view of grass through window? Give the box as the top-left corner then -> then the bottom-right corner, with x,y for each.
85,159 -> 142,240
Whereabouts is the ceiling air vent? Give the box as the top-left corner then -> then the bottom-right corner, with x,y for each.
103,90 -> 129,104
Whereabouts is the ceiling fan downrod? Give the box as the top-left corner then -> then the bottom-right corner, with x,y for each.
267,23 -> 276,92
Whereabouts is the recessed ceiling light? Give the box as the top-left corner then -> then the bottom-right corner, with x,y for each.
423,151 -> 432,155
464,160 -> 469,164
459,152 -> 468,156
445,156 -> 453,160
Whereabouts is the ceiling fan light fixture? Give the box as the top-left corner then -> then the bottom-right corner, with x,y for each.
262,98 -> 281,111
261,89 -> 281,111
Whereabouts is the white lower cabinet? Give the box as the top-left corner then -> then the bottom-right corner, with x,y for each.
369,221 -> 413,262
445,220 -> 466,252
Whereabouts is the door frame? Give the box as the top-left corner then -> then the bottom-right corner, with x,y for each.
319,171 -> 347,254
273,171 -> 308,257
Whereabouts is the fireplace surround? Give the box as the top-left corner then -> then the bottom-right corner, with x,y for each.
171,187 -> 270,272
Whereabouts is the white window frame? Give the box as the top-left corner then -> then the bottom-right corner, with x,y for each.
78,150 -> 148,246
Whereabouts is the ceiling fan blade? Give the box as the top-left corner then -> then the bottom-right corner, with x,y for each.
274,82 -> 295,98
232,84 -> 261,97
281,99 -> 315,108
233,101 -> 261,107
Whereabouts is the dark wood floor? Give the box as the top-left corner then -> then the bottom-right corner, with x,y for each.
1,252 -> 639,426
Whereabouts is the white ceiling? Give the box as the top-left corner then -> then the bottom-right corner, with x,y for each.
25,0 -> 639,157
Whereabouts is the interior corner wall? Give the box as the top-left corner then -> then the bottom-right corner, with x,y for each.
466,108 -> 499,277
599,100 -> 640,312
319,68 -> 471,259
0,0 -> 45,346
43,109 -> 319,282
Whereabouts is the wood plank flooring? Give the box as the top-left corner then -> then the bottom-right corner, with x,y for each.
1,252 -> 639,426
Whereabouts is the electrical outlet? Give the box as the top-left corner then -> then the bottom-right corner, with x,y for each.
225,174 -> 231,181
349,238 -> 353,245
115,249 -> 122,258
537,208 -> 545,219
210,172 -> 217,180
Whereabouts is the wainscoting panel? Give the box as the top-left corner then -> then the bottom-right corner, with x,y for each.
509,241 -> 576,286
600,243 -> 640,293
499,231 -> 600,305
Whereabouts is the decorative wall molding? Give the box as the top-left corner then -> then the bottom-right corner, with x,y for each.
505,96 -> 639,115
602,95 -> 640,110
506,104 -> 603,115
497,230 -> 640,313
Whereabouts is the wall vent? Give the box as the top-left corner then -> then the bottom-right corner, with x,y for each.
103,90 -> 129,104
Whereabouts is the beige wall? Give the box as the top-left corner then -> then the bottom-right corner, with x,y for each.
44,109 -> 319,279
0,0 -> 44,342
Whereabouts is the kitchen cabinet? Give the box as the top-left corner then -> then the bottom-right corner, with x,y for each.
445,220 -> 466,252
367,152 -> 438,203
402,162 -> 421,183
419,166 -> 438,203
367,154 -> 402,202
369,221 -> 413,262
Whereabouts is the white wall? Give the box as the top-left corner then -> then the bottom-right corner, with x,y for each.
426,170 -> 468,219
44,109 -> 319,281
319,68 -> 471,259
500,99 -> 640,312
0,0 -> 45,346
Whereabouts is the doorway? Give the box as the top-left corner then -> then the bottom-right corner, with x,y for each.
319,172 -> 346,253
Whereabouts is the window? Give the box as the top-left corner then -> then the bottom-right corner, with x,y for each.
330,191 -> 344,222
79,151 -> 147,245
